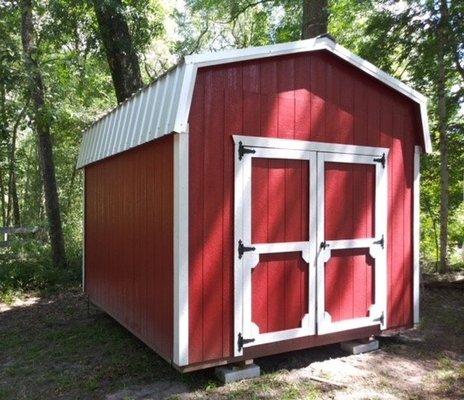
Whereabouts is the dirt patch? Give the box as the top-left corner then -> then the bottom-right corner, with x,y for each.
1,288 -> 463,399
106,381 -> 189,400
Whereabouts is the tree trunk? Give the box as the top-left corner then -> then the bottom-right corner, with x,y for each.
438,0 -> 449,273
0,167 -> 6,227
20,0 -> 67,268
8,108 -> 25,227
301,0 -> 329,39
92,0 -> 143,103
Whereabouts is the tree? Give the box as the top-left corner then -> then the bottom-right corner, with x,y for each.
437,0 -> 450,273
7,107 -> 25,227
92,0 -> 144,103
329,0 -> 464,270
302,0 -> 328,39
20,0 -> 67,268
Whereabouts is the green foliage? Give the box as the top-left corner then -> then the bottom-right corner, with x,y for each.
0,0 -> 462,284
0,0 -> 169,286
0,238 -> 81,302
330,0 -> 464,267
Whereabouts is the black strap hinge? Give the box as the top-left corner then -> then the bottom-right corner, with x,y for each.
238,332 -> 255,351
373,311 -> 384,325
238,141 -> 256,160
373,153 -> 386,168
374,234 -> 384,249
238,240 -> 256,259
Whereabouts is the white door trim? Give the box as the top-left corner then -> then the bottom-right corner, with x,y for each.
233,135 -> 388,157
316,151 -> 388,334
233,134 -> 390,355
233,138 -> 317,356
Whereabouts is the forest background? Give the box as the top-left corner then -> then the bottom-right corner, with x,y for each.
0,0 -> 462,300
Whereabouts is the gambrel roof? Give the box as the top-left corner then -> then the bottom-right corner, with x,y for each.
77,37 -> 431,168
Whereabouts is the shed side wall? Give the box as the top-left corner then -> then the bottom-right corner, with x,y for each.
85,136 -> 174,361
188,51 -> 420,364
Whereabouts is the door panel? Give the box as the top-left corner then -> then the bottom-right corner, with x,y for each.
234,143 -> 317,356
324,248 -> 375,322
325,163 -> 375,240
252,158 -> 309,244
317,152 -> 387,334
252,252 -> 309,333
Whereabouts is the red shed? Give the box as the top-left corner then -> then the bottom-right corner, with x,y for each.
77,37 -> 431,371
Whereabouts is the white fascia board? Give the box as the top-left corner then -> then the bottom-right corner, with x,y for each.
186,37 -> 431,153
419,101 -> 432,153
173,63 -> 197,134
187,37 -> 426,104
185,38 -> 320,66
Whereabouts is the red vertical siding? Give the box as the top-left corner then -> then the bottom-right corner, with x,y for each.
85,136 -> 174,361
325,163 -> 375,240
325,249 -> 374,322
250,158 -> 310,333
253,252 -> 309,333
188,51 -> 420,364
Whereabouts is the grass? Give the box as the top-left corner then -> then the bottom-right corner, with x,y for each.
0,285 -> 463,399
0,287 -> 322,399
0,290 -> 188,399
192,373 -> 322,400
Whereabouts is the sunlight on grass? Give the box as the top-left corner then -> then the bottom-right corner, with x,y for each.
0,288 -> 463,399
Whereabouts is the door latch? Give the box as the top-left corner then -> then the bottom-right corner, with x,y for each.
320,240 -> 330,250
373,234 -> 384,249
238,240 -> 256,259
238,141 -> 256,160
238,332 -> 255,351
373,153 -> 386,168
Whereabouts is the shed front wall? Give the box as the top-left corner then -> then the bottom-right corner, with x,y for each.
85,136 -> 174,361
188,51 -> 420,365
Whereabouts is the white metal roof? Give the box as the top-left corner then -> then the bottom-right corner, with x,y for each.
77,37 -> 431,168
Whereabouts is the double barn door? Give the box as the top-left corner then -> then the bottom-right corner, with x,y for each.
234,135 -> 388,356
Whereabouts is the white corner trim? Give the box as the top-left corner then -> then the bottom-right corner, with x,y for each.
173,132 -> 189,366
413,146 -> 421,325
82,169 -> 86,293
